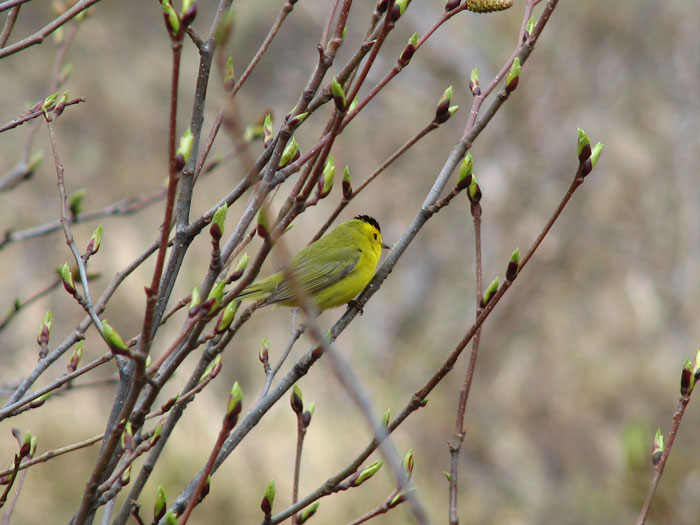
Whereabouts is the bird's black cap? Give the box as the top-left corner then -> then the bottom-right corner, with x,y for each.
354,215 -> 380,232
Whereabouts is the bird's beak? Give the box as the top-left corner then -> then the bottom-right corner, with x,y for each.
381,242 -> 391,250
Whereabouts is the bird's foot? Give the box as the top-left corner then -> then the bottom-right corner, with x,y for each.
348,300 -> 364,315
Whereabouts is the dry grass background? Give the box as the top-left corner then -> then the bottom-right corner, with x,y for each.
1,1 -> 700,523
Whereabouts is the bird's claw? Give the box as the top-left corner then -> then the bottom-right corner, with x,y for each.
348,300 -> 364,315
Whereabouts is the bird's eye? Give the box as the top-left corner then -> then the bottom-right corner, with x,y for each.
373,233 -> 377,240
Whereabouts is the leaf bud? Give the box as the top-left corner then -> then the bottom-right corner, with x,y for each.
298,501 -> 319,524
67,341 -> 84,372
481,277 -> 499,307
467,173 -> 482,204
590,142 -> 604,169
681,358 -> 694,396
216,301 -> 238,333
154,486 -> 167,521
398,32 -> 419,67
37,310 -> 53,347
352,460 -> 383,486
469,67 -> 481,96
652,428 -> 664,465
576,127 -> 592,162
278,137 -> 300,168
102,320 -> 130,354
434,85 -> 454,124
263,114 -> 274,147
222,56 -> 236,92
403,449 -> 414,479
59,263 -> 76,295
331,77 -> 347,111
445,0 -> 461,11
524,16 -> 536,40
290,384 -> 303,414
161,0 -> 180,37
225,381 -> 244,428
505,247 -> 520,282
206,281 -> 226,314
175,128 -> 194,171
181,0 -> 197,27
505,57 -> 521,92
210,203 -> 228,241
457,153 -> 473,190
260,479 -> 275,516
259,337 -> 270,363
343,166 -> 352,200
318,156 -> 335,199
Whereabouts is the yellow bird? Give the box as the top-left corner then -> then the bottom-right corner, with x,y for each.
237,215 -> 388,310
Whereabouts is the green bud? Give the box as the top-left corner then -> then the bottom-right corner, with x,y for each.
207,281 -> 226,314
408,32 -> 419,46
681,358 -> 695,395
694,349 -> 700,376
212,203 -> 228,235
87,224 -> 103,255
435,85 -> 454,123
289,112 -> 309,128
467,173 -> 481,203
261,479 -> 275,515
443,471 -> 451,482
481,277 -> 499,307
216,301 -> 238,333
59,263 -> 76,294
68,188 -> 86,217
398,32 -> 419,67
278,137 -> 300,168
298,501 -> 319,524
226,381 -> 244,423
403,449 -> 414,478
151,420 -> 163,446
389,487 -> 415,508
505,247 -> 520,282
352,460 -> 383,486
291,384 -> 303,414
257,206 -> 270,239
590,142 -> 604,168
200,355 -> 222,382
154,486 -> 167,521
161,0 -> 180,36
259,337 -> 269,363
318,156 -> 335,198
382,409 -> 391,427
263,114 -> 274,147
469,67 -> 481,96
458,153 -> 473,188
577,127 -> 591,160
342,166 -> 352,199
223,56 -> 235,90
190,287 -> 201,311
525,16 -> 536,36
41,92 -> 59,116
652,428 -> 664,465
176,127 -> 194,166
121,421 -> 134,451
236,253 -> 250,273
505,57 -> 521,92
331,77 -> 346,111
102,320 -> 129,353
348,96 -> 359,113
164,510 -> 178,525
395,0 -> 409,15
67,341 -> 84,372
40,310 -> 53,334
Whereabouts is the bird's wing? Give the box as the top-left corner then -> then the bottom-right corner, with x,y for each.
264,247 -> 361,305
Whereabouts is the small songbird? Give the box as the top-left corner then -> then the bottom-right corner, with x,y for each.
237,215 -> 388,310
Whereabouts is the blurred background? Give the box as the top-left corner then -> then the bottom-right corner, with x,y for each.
1,0 -> 699,523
